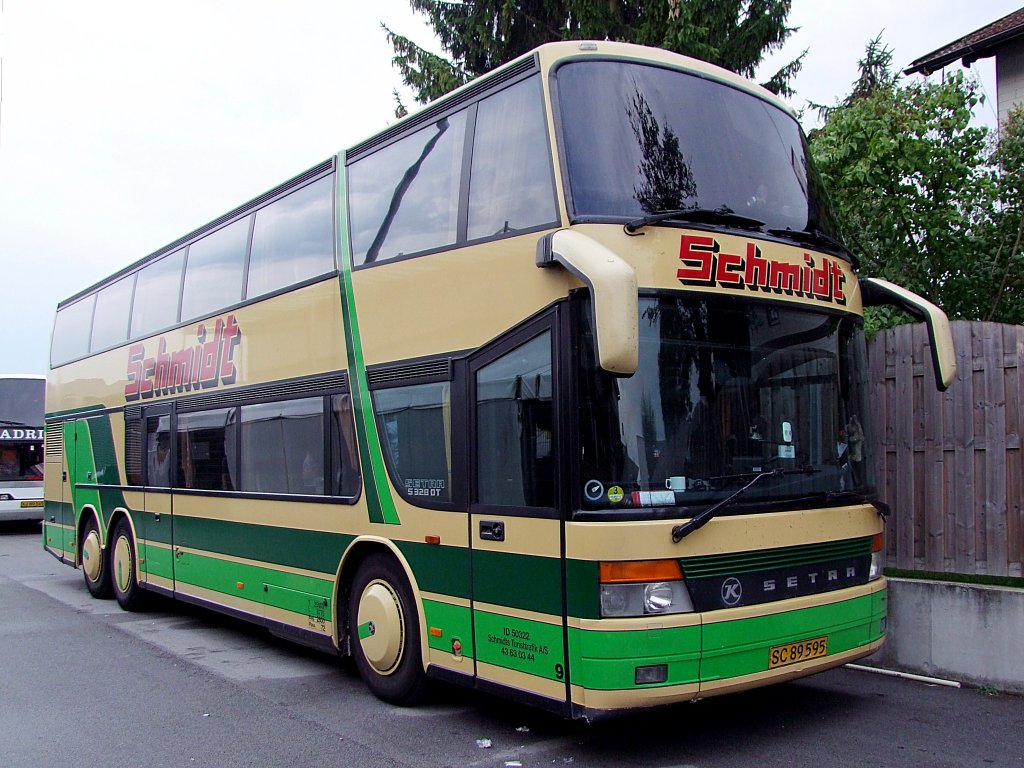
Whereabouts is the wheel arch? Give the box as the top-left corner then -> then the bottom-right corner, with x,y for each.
106,508 -> 140,581
77,505 -> 136,569
75,504 -> 101,568
333,536 -> 428,670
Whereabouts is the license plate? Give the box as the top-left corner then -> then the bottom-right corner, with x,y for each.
20,500 -> 44,508
769,636 -> 828,669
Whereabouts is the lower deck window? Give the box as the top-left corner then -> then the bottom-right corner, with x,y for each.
373,382 -> 451,503
138,391 -> 360,500
240,399 -> 324,495
476,332 -> 554,508
178,409 -> 236,491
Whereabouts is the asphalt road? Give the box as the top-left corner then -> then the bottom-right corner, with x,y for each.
1,521 -> 1021,768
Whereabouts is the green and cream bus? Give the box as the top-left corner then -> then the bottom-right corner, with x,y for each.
44,41 -> 954,718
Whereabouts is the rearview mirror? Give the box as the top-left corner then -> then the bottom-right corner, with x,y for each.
537,230 -> 638,376
860,277 -> 956,391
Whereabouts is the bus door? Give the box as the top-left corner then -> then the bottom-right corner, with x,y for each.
68,417 -> 106,562
469,316 -> 569,708
140,407 -> 174,590
43,422 -> 75,559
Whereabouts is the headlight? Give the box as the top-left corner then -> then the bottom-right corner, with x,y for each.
644,582 -> 675,613
869,532 -> 884,581
599,561 -> 694,618
869,550 -> 883,580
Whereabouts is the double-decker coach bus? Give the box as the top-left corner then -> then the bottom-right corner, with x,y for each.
1,375 -> 45,522
44,41 -> 955,718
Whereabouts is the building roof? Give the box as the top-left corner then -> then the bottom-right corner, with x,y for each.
905,7 -> 1024,75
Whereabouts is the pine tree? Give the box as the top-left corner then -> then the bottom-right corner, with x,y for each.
384,0 -> 804,109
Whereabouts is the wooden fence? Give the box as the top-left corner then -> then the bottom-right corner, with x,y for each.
867,321 -> 1023,577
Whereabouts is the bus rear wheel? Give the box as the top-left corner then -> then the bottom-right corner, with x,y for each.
81,514 -> 112,599
348,554 -> 427,705
111,518 -> 147,611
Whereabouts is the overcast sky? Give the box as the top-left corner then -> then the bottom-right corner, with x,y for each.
1,0 -> 1020,375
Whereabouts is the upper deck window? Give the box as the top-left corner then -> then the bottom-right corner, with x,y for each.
51,295 -> 95,367
130,250 -> 185,339
554,60 -> 839,238
90,274 -> 135,353
51,166 -> 338,370
180,216 -> 250,322
347,73 -> 559,266
467,77 -> 557,240
349,112 -> 468,266
247,175 -> 335,299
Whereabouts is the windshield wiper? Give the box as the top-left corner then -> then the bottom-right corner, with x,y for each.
625,206 -> 765,235
0,419 -> 31,427
786,490 -> 890,520
766,227 -> 856,264
671,467 -> 818,543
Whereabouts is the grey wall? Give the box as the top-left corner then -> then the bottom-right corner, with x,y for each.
871,578 -> 1024,694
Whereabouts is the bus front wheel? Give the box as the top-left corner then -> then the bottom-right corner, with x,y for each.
111,518 -> 147,611
348,553 -> 427,705
81,515 -> 112,599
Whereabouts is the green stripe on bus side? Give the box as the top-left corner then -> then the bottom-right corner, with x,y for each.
265,584 -> 331,623
335,158 -> 400,527
700,592 -> 879,682
422,599 -> 474,658
567,624 -> 702,690
173,549 -> 333,607
43,500 -> 72,522
172,556 -> 259,612
474,610 -> 565,681
471,549 -> 564,616
566,559 -> 601,620
173,514 -> 353,575
396,540 -> 471,599
43,519 -> 61,549
139,541 -> 174,581
137,511 -> 471,602
134,509 -> 172,545
42,502 -> 75,555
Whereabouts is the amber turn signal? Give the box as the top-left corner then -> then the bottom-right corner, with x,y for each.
599,559 -> 684,583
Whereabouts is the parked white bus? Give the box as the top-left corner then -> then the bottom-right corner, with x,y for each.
0,375 -> 45,522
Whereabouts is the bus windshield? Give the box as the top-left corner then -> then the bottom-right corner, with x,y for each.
0,377 -> 45,482
555,59 -> 839,239
575,296 -> 872,514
